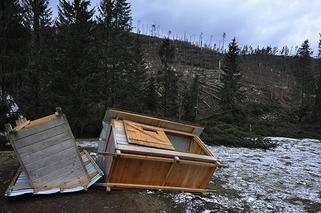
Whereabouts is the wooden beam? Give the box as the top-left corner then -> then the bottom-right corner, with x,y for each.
108,108 -> 204,131
26,114 -> 58,128
96,182 -> 214,193
162,162 -> 175,186
119,153 -> 174,163
179,159 -> 218,167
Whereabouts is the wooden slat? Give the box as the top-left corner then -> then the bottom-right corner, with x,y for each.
22,139 -> 75,163
18,132 -> 71,156
107,108 -> 204,133
12,117 -> 65,140
98,182 -> 210,193
118,144 -> 217,163
25,114 -> 58,128
119,153 -> 174,163
13,124 -> 67,148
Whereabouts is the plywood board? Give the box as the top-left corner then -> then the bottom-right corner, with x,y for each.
123,120 -> 174,150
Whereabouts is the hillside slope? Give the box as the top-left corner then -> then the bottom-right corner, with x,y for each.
136,33 -> 318,120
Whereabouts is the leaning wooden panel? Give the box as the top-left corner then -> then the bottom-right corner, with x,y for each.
7,111 -> 89,190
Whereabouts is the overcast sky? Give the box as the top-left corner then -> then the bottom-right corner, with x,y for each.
49,0 -> 321,54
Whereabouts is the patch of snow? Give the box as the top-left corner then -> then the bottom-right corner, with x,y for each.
169,137 -> 321,212
77,141 -> 98,148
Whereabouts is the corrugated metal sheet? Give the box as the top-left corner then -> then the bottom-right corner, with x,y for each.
5,151 -> 103,197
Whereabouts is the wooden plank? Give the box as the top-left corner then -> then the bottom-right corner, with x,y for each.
179,159 -> 218,167
118,144 -> 217,163
108,157 -> 171,185
12,117 -> 65,141
25,114 -> 58,128
28,150 -> 80,179
7,134 -> 36,189
165,164 -> 213,188
14,124 -> 67,148
111,120 -> 119,149
34,163 -> 87,187
123,120 -> 175,150
18,132 -> 71,156
21,139 -> 75,163
107,108 -> 204,134
61,114 -> 88,181
98,182 -> 210,193
119,153 -> 174,163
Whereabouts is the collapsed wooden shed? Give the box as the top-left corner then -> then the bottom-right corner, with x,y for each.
97,108 -> 219,192
5,109 -> 103,196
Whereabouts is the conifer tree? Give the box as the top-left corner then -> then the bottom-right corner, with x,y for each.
313,36 -> 321,121
51,0 -> 96,135
0,0 -> 28,97
220,38 -> 242,111
97,0 -> 140,111
0,0 -> 28,128
145,76 -> 158,112
19,0 -> 52,118
296,40 -> 314,108
159,38 -> 178,118
113,0 -> 132,31
183,75 -> 199,122
124,36 -> 148,112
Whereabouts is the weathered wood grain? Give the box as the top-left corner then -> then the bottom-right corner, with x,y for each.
12,117 -> 65,141
14,124 -> 67,149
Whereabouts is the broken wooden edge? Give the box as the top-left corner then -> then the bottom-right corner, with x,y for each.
94,182 -> 217,193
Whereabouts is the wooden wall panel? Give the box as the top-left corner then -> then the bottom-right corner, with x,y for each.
108,158 -> 172,185
165,164 -> 214,189
189,141 -> 206,155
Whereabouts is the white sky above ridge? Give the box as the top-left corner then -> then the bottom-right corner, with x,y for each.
49,0 -> 321,55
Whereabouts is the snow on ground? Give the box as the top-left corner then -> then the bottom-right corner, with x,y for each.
171,137 -> 321,212
77,137 -> 321,212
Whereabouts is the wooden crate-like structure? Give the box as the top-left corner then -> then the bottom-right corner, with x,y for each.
97,108 -> 219,192
6,111 -> 95,191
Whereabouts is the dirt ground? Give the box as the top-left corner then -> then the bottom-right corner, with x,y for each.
0,152 -> 184,213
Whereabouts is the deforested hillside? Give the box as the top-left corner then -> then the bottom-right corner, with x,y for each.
135,33 -> 318,120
